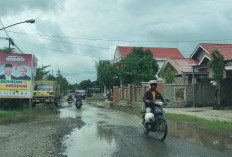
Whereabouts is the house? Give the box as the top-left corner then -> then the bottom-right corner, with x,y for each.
158,58 -> 203,84
190,43 -> 232,78
158,43 -> 232,107
113,46 -> 184,78
159,43 -> 232,84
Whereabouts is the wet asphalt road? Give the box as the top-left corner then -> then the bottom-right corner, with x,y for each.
61,102 -> 231,157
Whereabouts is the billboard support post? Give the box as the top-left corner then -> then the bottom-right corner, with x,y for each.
29,99 -> 32,109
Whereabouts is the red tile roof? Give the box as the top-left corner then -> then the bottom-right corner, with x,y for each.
200,43 -> 232,60
172,58 -> 199,73
117,46 -> 184,58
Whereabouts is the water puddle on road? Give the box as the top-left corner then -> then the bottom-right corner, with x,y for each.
167,120 -> 232,153
63,124 -> 117,157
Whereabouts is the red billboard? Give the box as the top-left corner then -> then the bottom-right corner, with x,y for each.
0,52 -> 37,98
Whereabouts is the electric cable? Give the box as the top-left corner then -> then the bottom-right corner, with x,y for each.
8,30 -> 232,43
0,19 -> 25,53
10,31 -> 113,50
13,39 -> 113,60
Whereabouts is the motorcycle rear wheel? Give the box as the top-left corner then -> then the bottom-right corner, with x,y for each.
156,119 -> 168,141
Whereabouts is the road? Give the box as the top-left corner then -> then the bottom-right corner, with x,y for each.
61,102 -> 230,157
0,101 -> 231,157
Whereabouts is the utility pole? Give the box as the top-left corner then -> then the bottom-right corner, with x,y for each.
192,66 -> 196,107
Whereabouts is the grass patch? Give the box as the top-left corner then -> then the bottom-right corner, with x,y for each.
0,104 -> 57,118
0,110 -> 21,117
165,113 -> 232,131
128,108 -> 141,116
85,99 -> 100,102
126,108 -> 232,131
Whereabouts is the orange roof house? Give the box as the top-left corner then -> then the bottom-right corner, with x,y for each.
113,46 -> 184,76
190,43 -> 232,78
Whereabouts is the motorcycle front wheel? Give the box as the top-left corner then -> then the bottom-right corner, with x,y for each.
156,119 -> 168,141
143,126 -> 149,135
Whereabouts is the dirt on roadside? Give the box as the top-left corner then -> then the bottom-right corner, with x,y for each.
0,117 -> 85,157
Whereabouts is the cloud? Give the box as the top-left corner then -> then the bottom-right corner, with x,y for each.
1,0 -> 232,83
0,0 -> 65,16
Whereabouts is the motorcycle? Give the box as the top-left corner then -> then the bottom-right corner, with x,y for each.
75,100 -> 83,109
67,98 -> 73,104
140,99 -> 168,141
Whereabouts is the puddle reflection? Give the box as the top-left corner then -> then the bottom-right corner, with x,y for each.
63,124 -> 117,157
168,120 -> 232,153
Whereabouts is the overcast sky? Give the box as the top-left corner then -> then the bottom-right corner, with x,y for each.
1,0 -> 232,84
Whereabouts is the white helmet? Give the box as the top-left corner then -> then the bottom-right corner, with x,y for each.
148,80 -> 157,86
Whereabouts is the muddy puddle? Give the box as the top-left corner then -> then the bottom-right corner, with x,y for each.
63,124 -> 117,157
167,120 -> 232,153
61,104 -> 118,156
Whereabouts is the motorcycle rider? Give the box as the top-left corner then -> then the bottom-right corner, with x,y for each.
141,80 -> 164,127
66,93 -> 74,102
75,90 -> 82,104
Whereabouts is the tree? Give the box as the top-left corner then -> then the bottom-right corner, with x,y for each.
162,67 -> 175,84
209,49 -> 225,110
35,65 -> 51,80
56,69 -> 69,95
68,83 -> 80,92
79,79 -> 91,90
120,47 -> 159,85
0,47 -> 15,53
47,74 -> 56,81
96,60 -> 119,91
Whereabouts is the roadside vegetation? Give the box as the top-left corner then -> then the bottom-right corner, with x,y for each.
0,110 -> 21,117
165,113 -> 232,131
124,106 -> 232,131
0,98 -> 57,118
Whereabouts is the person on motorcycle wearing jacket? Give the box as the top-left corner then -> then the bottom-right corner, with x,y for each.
74,91 -> 82,102
141,80 -> 164,127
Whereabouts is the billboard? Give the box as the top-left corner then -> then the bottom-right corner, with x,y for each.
0,52 -> 37,98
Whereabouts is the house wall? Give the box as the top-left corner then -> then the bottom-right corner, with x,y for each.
173,77 -> 183,84
113,48 -> 122,63
195,79 -> 215,107
156,59 -> 165,71
113,82 -> 164,103
226,71 -> 232,78
164,84 -> 193,107
155,59 -> 166,79
221,78 -> 232,107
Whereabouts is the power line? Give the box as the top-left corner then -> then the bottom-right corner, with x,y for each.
8,30 -> 232,43
35,0 -> 61,21
9,31 -> 112,50
0,19 -> 24,53
13,39 -> 112,60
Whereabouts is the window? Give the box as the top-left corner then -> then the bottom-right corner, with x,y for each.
174,87 -> 186,101
35,84 -> 53,91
